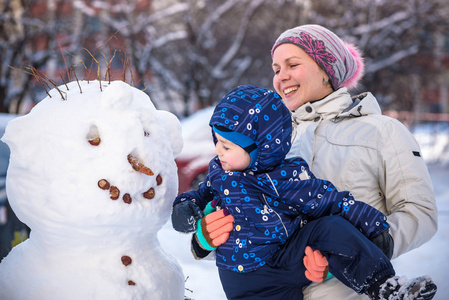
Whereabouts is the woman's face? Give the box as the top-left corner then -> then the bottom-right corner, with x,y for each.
272,43 -> 333,111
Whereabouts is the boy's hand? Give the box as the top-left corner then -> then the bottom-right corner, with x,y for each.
370,230 -> 394,259
304,246 -> 329,282
195,209 -> 235,251
171,201 -> 204,233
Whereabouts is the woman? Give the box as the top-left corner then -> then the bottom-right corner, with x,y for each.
270,24 -> 438,299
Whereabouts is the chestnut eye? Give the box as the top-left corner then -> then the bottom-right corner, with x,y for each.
87,125 -> 101,146
89,137 -> 101,146
156,174 -> 163,186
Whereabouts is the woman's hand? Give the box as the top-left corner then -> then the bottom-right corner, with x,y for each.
304,246 -> 329,282
370,230 -> 394,259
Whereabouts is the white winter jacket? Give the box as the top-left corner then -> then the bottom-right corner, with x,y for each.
288,88 -> 438,300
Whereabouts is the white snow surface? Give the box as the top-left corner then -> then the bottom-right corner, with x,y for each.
0,81 -> 447,300
0,80 -> 185,300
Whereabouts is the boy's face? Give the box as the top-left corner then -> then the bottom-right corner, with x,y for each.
214,133 -> 251,172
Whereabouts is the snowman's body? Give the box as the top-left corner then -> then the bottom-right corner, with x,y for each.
0,81 -> 185,300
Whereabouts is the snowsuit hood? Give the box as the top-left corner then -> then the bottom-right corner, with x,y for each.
209,85 -> 292,173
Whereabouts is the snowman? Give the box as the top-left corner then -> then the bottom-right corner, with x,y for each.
0,80 -> 185,300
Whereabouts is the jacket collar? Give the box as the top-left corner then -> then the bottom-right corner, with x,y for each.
291,87 -> 382,123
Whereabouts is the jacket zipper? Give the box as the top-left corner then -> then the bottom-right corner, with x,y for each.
261,194 -> 289,238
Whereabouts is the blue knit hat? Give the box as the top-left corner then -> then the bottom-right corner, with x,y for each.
210,84 -> 292,172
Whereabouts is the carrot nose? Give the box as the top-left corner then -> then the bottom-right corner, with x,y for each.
127,154 -> 154,176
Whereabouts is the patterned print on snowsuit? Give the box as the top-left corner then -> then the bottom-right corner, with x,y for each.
174,85 -> 389,273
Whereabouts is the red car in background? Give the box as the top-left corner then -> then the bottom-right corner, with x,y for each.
176,107 -> 216,194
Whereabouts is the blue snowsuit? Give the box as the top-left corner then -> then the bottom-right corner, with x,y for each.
173,85 -> 394,299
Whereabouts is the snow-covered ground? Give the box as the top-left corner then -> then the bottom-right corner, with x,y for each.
160,159 -> 449,299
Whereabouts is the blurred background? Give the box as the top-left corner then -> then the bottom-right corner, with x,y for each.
0,0 -> 448,268
1,0 -> 449,120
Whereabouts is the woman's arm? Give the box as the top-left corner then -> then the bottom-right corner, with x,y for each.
377,119 -> 438,258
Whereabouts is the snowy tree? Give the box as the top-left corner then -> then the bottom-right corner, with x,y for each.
0,0 -> 50,113
1,0 -> 447,116
175,0 -> 306,115
83,0 -> 305,116
83,0 -> 448,116
306,0 -> 449,114
0,0 -> 90,113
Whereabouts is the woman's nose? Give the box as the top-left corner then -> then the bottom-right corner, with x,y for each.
276,69 -> 290,81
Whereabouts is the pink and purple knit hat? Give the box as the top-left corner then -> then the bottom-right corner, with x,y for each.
271,24 -> 365,91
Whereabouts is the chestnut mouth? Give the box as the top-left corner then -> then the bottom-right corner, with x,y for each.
96,154 -> 163,204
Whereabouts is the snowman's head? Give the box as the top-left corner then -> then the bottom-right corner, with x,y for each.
2,80 -> 182,237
